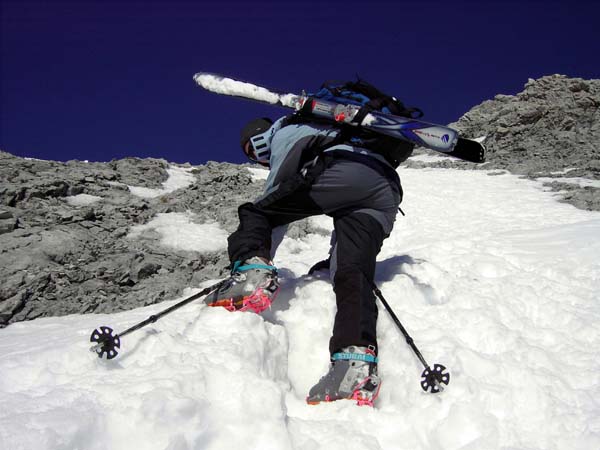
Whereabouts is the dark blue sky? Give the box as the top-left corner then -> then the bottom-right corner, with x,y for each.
1,1 -> 599,165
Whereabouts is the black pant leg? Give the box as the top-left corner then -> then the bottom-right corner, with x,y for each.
227,202 -> 273,263
227,186 -> 324,265
330,212 -> 386,355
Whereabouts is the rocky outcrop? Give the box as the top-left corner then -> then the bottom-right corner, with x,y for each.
405,74 -> 600,210
0,153 -> 262,326
453,75 -> 599,175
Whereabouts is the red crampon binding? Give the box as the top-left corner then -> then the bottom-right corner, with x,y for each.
207,286 -> 279,314
351,377 -> 381,407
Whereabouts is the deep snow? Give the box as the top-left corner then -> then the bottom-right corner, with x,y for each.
1,167 -> 599,450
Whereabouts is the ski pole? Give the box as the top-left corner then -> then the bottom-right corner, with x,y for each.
89,279 -> 228,360
372,283 -> 450,393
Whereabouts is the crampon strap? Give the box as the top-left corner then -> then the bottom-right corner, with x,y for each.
231,260 -> 277,274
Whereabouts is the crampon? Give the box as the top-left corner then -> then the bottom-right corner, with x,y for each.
205,286 -> 276,314
306,375 -> 381,407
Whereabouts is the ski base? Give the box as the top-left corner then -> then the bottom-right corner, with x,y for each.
447,138 -> 486,163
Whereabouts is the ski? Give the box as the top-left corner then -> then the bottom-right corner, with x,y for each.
193,72 -> 485,163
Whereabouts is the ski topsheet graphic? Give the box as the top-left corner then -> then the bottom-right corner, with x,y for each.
194,72 -> 485,163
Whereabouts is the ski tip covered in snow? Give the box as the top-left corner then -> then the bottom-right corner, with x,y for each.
194,72 -> 281,105
193,72 -> 300,108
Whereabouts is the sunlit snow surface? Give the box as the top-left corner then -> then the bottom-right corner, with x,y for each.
128,166 -> 196,198
127,212 -> 228,253
246,166 -> 269,181
1,168 -> 599,450
64,193 -> 103,206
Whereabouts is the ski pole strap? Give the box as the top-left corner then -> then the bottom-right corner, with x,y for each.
231,260 -> 277,274
332,352 -> 378,363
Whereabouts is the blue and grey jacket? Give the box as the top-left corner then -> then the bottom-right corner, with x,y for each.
263,116 -> 401,195
257,116 -> 402,263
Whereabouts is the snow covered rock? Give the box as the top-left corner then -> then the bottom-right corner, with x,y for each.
0,153 -> 262,325
1,73 -> 599,329
449,74 -> 600,210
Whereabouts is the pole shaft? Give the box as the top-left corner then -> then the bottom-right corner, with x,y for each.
117,279 -> 227,339
372,286 -> 430,369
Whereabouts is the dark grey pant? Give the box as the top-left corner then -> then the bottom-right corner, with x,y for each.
228,157 -> 401,354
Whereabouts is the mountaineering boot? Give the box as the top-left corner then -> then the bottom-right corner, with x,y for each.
204,256 -> 279,313
306,345 -> 381,406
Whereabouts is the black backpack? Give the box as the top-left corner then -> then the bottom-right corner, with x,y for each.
312,78 -> 423,120
302,78 -> 424,167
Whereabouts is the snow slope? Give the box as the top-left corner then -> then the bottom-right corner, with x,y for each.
1,168 -> 599,450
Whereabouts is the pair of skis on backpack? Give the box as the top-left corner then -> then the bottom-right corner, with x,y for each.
193,72 -> 486,164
